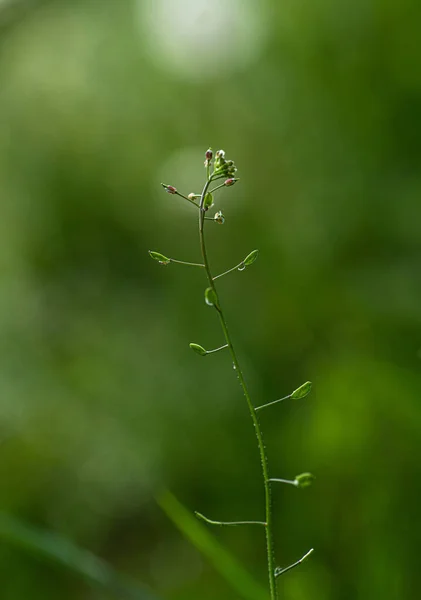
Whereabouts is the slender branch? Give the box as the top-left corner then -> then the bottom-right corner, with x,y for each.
195,512 -> 266,527
274,549 -> 314,578
169,258 -> 205,268
206,344 -> 228,354
255,394 -> 291,412
198,178 -> 278,600
268,478 -> 298,487
208,182 -> 227,194
213,262 -> 245,280
176,191 -> 200,208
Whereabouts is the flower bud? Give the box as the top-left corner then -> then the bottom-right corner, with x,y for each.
205,148 -> 213,161
214,211 -> 225,224
188,193 -> 197,201
294,473 -> 315,488
189,343 -> 207,356
243,249 -> 259,266
215,149 -> 225,159
224,178 -> 238,187
290,381 -> 312,400
161,183 -> 177,194
148,250 -> 170,266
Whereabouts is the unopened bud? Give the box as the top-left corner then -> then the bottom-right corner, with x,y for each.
189,343 -> 207,356
290,381 -> 312,400
295,473 -> 315,488
161,183 -> 177,194
205,148 -> 213,160
214,211 -> 225,224
215,149 -> 225,159
188,193 -> 197,201
224,178 -> 238,187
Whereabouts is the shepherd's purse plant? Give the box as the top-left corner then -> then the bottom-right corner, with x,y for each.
149,148 -> 314,600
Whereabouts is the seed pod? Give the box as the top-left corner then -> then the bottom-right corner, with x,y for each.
189,343 -> 207,356
243,249 -> 259,266
203,192 -> 214,211
148,251 -> 170,265
291,381 -> 312,400
204,287 -> 218,307
295,473 -> 315,488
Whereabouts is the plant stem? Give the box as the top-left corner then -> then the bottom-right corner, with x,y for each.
195,512 -> 266,527
213,262 -> 245,280
206,344 -> 229,354
169,258 -> 205,268
255,395 -> 291,412
275,549 -> 314,578
176,191 -> 200,208
268,478 -> 298,487
198,178 -> 278,600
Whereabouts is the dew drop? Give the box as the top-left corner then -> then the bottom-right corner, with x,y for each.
232,363 -> 237,370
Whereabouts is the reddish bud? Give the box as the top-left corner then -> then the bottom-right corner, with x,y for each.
161,183 -> 177,194
224,178 -> 237,187
205,148 -> 213,160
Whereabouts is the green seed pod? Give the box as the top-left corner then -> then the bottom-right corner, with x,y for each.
295,473 -> 315,488
148,250 -> 170,265
290,381 -> 312,400
189,343 -> 207,356
243,249 -> 259,266
204,287 -> 218,307
203,192 -> 214,211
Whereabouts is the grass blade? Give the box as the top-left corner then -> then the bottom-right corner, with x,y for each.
0,511 -> 159,600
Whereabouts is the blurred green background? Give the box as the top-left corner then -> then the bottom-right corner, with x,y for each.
0,0 -> 420,598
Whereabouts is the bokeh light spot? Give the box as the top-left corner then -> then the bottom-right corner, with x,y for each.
137,0 -> 269,80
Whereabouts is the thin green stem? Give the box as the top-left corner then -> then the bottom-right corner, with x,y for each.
176,191 -> 200,208
206,344 -> 228,354
169,258 -> 205,268
268,478 -> 298,487
274,549 -> 314,578
198,179 -> 278,600
195,512 -> 266,527
213,262 -> 245,281
255,395 -> 291,412
209,182 -> 227,194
